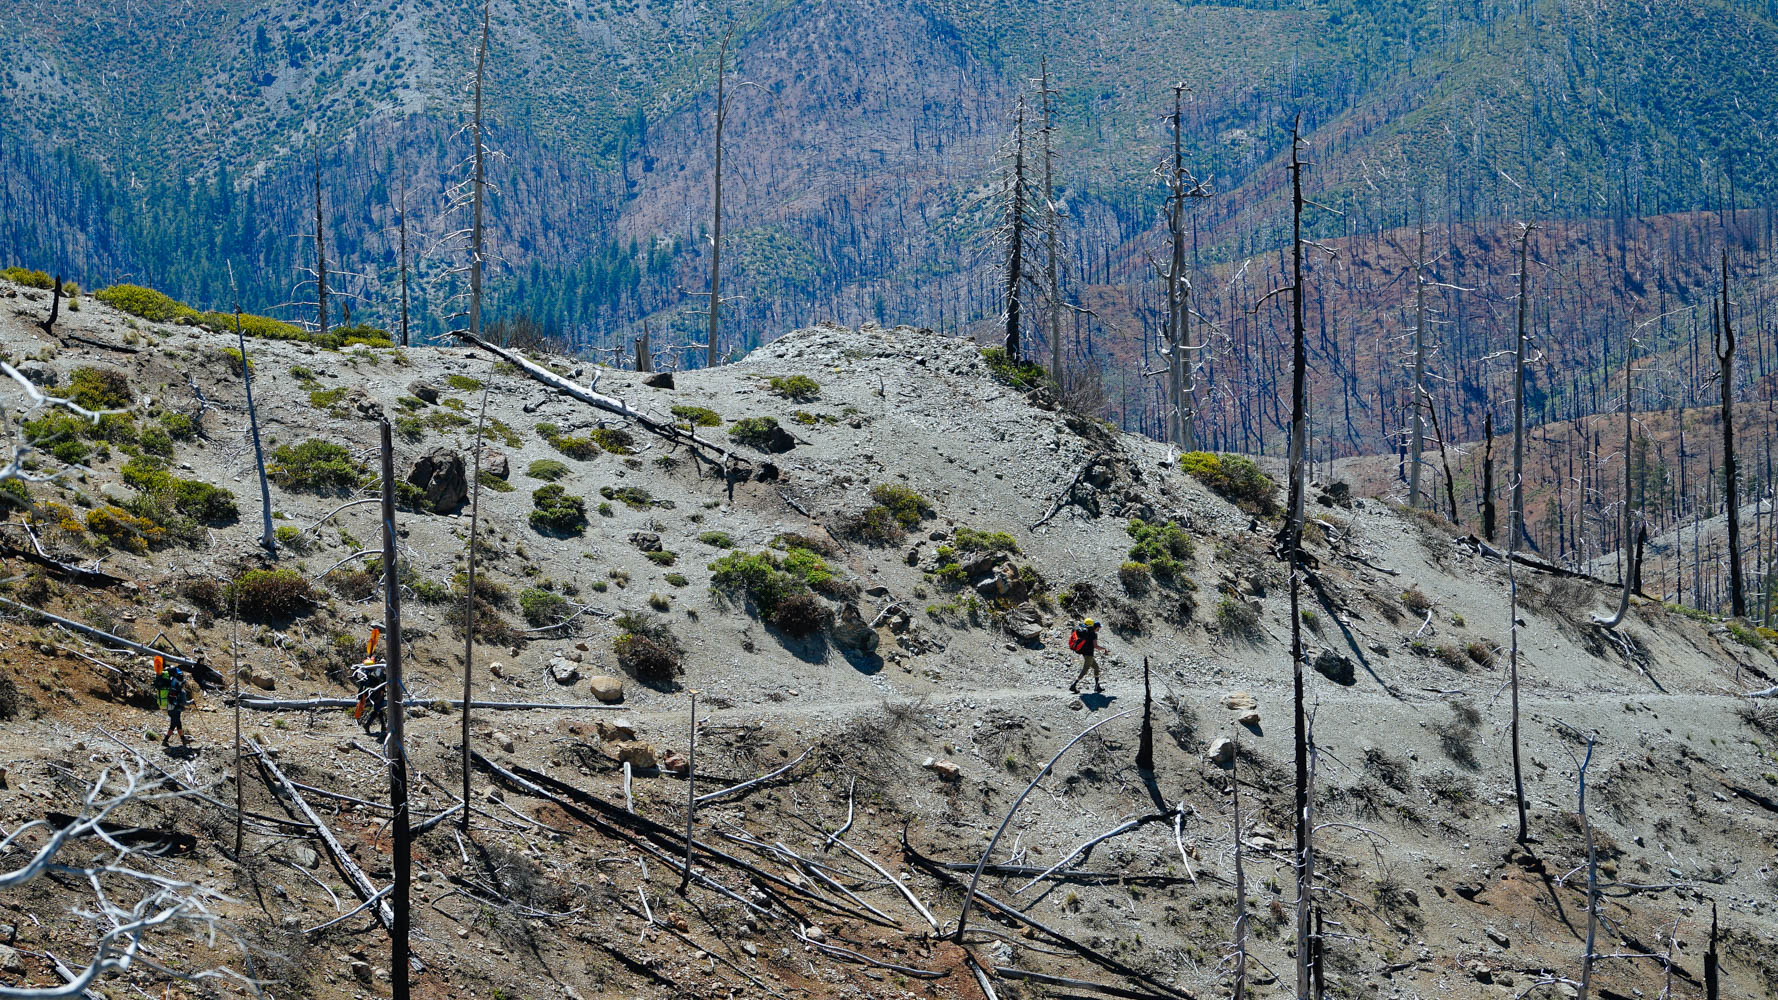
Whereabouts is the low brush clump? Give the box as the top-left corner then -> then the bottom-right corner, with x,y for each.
765,374 -> 821,402
529,485 -> 587,535
269,439 -> 366,493
979,348 -> 1052,393
1216,596 -> 1261,638
614,611 -> 683,683
228,569 -> 316,621
519,587 -> 571,627
527,459 -> 570,482
847,483 -> 932,544
1179,452 -> 1278,516
1125,518 -> 1194,584
536,422 -> 602,461
672,405 -> 723,428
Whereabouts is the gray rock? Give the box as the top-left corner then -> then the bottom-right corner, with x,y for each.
922,757 -> 961,781
615,742 -> 658,769
596,717 -> 638,741
629,531 -> 663,552
479,448 -> 509,480
1313,649 -> 1356,686
407,379 -> 440,404
407,448 -> 469,513
1208,737 -> 1237,766
830,603 -> 880,654
549,659 -> 580,684
588,675 -> 625,704
642,371 -> 675,389
0,943 -> 24,973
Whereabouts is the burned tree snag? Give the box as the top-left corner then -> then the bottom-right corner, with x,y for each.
1717,249 -> 1745,618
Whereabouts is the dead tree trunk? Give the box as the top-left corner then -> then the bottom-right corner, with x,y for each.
679,690 -> 697,894
231,272 -> 277,556
38,274 -> 61,336
313,153 -> 328,340
1577,735 -> 1598,1000
636,321 -> 653,373
398,191 -> 411,348
460,0 -> 493,829
1229,745 -> 1248,1000
1718,250 -> 1745,618
1136,657 -> 1154,772
1040,57 -> 1064,385
1597,338 -> 1637,628
1163,86 -> 1193,450
705,29 -> 733,370
379,419 -> 411,1000
1482,412 -> 1497,542
1512,225 -> 1533,549
1409,211 -> 1428,508
1285,119 -> 1313,1000
1002,96 -> 1029,362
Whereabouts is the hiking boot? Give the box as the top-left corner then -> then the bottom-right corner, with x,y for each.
1093,685 -> 1103,693
1067,683 -> 1078,693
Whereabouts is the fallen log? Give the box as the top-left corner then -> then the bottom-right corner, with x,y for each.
0,595 -> 199,668
239,696 -> 626,712
904,829 -> 1196,1000
994,966 -> 1169,999
694,746 -> 811,806
0,527 -> 125,586
455,331 -> 747,467
1459,535 -> 1601,582
250,736 -> 419,971
1031,452 -> 1107,530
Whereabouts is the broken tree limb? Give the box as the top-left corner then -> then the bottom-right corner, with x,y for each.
303,885 -> 393,936
904,830 -> 1195,1000
238,696 -> 626,712
0,596 -> 198,667
455,331 -> 747,466
1030,452 -> 1106,530
1013,812 -> 1170,893
0,525 -> 124,586
993,966 -> 1165,1000
913,857 -> 1213,887
249,736 -> 415,970
93,725 -> 314,832
1459,535 -> 1600,582
694,746 -> 811,805
829,835 -> 939,930
1743,685 -> 1778,698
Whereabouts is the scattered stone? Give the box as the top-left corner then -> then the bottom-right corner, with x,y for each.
351,960 -> 373,984
1485,927 -> 1510,949
830,603 -> 881,654
1222,692 -> 1258,711
922,757 -> 962,781
615,742 -> 658,770
406,448 -> 469,513
479,448 -> 509,479
0,944 -> 24,974
1237,711 -> 1261,727
1005,603 -> 1045,643
407,379 -> 440,403
742,942 -> 758,957
548,658 -> 580,684
1453,882 -> 1486,901
494,731 -> 516,753
1208,737 -> 1237,766
588,675 -> 625,704
642,371 -> 675,389
864,585 -> 891,597
285,844 -> 321,869
661,752 -> 690,775
489,661 -> 504,678
629,531 -> 663,552
804,925 -> 826,942
1465,960 -> 1493,984
244,666 -> 277,691
165,607 -> 195,623
1313,649 -> 1356,686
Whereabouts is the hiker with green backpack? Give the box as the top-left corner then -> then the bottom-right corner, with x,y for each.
151,655 -> 193,747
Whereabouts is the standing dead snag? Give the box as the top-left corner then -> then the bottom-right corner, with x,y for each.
460,0 -> 494,830
1716,249 -> 1745,618
1136,657 -> 1155,772
1002,96 -> 1031,361
1575,733 -> 1599,1000
397,188 -> 411,348
705,28 -> 734,370
1040,58 -> 1065,384
1228,741 -> 1249,1000
1507,223 -> 1534,846
231,264 -> 277,556
1408,208 -> 1428,508
38,274 -> 62,336
379,419 -> 411,1000
1159,85 -> 1210,450
313,151 -> 329,340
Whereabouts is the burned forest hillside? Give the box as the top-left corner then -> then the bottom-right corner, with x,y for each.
1,282 -> 1777,999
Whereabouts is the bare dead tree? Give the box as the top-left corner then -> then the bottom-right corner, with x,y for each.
1039,57 -> 1065,383
1228,746 -> 1249,1000
0,765 -> 251,998
1716,249 -> 1745,618
1158,85 -> 1210,450
1482,411 -> 1497,542
705,28 -> 734,370
1596,334 -> 1639,629
1002,96 -> 1030,361
1575,733 -> 1599,1000
230,264 -> 277,556
0,363 -> 120,482
398,188 -> 412,348
1284,117 -> 1314,1000
636,320 -> 653,373
459,0 -> 494,829
379,419 -> 411,1000
679,689 -> 698,894
313,151 -> 329,340
1409,207 -> 1428,508
38,274 -> 62,336
1136,657 -> 1154,771
1512,223 -> 1535,548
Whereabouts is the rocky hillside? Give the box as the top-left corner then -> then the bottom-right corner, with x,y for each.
2,280 -> 1777,998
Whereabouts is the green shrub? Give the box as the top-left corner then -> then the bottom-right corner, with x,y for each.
1400,587 -> 1434,615
157,412 -> 201,440
518,587 -> 571,627
953,527 -> 1019,553
1180,452 -> 1278,516
445,374 -> 484,392
2,266 -> 55,289
729,416 -> 785,450
664,573 -> 689,587
309,386 -> 349,411
527,459 -> 570,482
274,525 -> 303,548
228,569 -> 316,621
979,347 -> 1052,392
537,422 -> 601,460
0,479 -> 29,512
1465,640 -> 1496,667
589,428 -> 635,455
766,374 -> 821,401
120,457 -> 236,523
698,530 -> 735,548
137,425 -> 174,457
709,551 -> 807,615
672,405 -> 722,428
85,505 -> 164,552
529,484 -> 587,535
478,470 -> 514,493
1126,519 -> 1193,582
771,591 -> 832,637
1119,561 -> 1152,595
68,367 -> 133,410
336,324 -> 393,348
95,284 -> 192,323
847,483 -> 932,544
1216,596 -> 1261,638
269,439 -> 366,493
643,550 -> 678,567
600,485 -> 653,510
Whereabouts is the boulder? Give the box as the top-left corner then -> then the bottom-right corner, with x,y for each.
1004,603 -> 1045,643
1313,649 -> 1356,686
588,675 -> 625,704
642,371 -> 675,389
407,379 -> 440,404
596,717 -> 638,742
351,960 -> 374,984
1237,711 -> 1261,727
614,742 -> 658,770
479,448 -> 509,480
494,731 -> 516,753
548,658 -> 580,684
922,757 -> 962,781
407,448 -> 469,513
345,387 -> 383,420
629,531 -> 663,552
661,751 -> 690,775
1208,737 -> 1237,766
243,666 -> 277,691
1221,692 -> 1258,712
830,603 -> 880,654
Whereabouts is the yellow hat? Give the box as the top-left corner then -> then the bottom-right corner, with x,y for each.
1082,618 -> 1096,628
